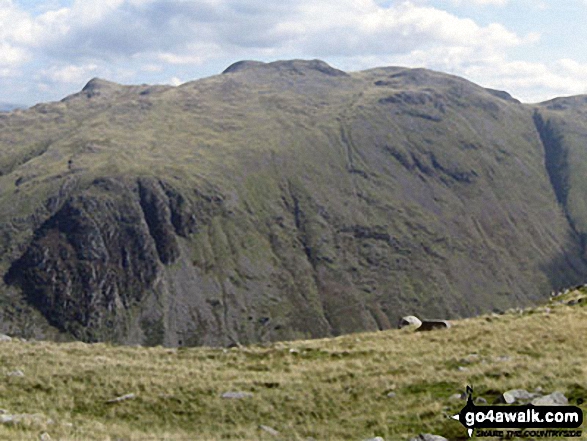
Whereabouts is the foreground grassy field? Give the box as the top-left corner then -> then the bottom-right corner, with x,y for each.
0,289 -> 586,440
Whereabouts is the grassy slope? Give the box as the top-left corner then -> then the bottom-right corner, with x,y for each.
0,289 -> 586,440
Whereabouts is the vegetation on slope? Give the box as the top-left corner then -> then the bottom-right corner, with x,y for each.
0,288 -> 585,440
0,60 -> 587,345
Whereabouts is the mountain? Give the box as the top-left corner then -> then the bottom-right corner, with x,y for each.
1,59 -> 587,346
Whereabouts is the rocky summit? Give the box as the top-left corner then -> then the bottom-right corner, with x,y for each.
1,59 -> 587,346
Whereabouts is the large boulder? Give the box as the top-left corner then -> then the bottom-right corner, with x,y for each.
416,320 -> 451,331
409,435 -> 448,441
532,392 -> 568,406
398,316 -> 422,329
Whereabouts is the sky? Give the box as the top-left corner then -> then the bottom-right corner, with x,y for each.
1,0 -> 587,106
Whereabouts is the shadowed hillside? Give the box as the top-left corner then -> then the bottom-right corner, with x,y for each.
0,59 -> 587,346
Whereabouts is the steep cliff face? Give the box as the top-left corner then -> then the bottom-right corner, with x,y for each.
1,60 -> 587,346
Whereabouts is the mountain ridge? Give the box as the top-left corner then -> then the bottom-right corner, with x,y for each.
0,59 -> 586,346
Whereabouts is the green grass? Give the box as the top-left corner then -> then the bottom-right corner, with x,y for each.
0,291 -> 586,440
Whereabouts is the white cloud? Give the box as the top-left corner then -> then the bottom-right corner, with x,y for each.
452,0 -> 508,5
40,63 -> 98,84
442,57 -> 587,103
141,64 -> 163,72
12,0 -> 526,62
0,0 -> 584,104
157,52 -> 206,66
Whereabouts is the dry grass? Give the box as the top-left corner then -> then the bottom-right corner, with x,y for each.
0,291 -> 585,440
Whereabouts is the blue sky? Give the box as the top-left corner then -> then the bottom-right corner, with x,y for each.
2,0 -> 587,105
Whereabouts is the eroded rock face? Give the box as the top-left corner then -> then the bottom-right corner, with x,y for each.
6,179 -> 160,341
4,178 -> 213,342
138,178 -> 180,264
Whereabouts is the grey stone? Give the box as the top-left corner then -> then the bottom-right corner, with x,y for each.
457,366 -> 468,372
532,392 -> 568,406
387,392 -> 397,398
106,393 -> 136,404
409,435 -> 448,441
475,397 -> 488,404
0,415 -> 13,424
460,354 -> 479,364
449,393 -> 465,401
259,425 -> 279,436
0,413 -> 50,426
40,433 -> 52,441
398,316 -> 422,329
0,334 -> 12,342
7,370 -> 24,377
502,389 -> 537,404
416,320 -> 451,332
221,391 -> 253,399
363,437 -> 384,441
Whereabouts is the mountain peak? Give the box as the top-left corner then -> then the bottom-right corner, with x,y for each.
222,59 -> 348,77
222,60 -> 267,74
82,77 -> 120,92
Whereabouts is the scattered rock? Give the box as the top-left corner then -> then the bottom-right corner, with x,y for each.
416,320 -> 451,332
501,389 -> 537,404
457,366 -> 468,372
493,355 -> 511,363
0,409 -> 7,414
460,354 -> 479,364
221,391 -> 253,399
409,435 -> 448,441
532,392 -> 568,406
7,370 -> 24,377
259,425 -> 279,436
363,437 -> 384,441
398,316 -> 422,329
475,397 -> 488,405
449,393 -> 466,401
0,334 -> 12,342
0,413 -> 52,427
40,432 -> 52,441
387,392 -> 397,398
0,415 -> 13,424
106,393 -> 136,404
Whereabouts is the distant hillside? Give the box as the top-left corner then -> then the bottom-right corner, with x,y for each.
1,59 -> 587,346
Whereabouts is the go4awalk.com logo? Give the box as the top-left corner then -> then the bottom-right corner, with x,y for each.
452,386 -> 583,438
